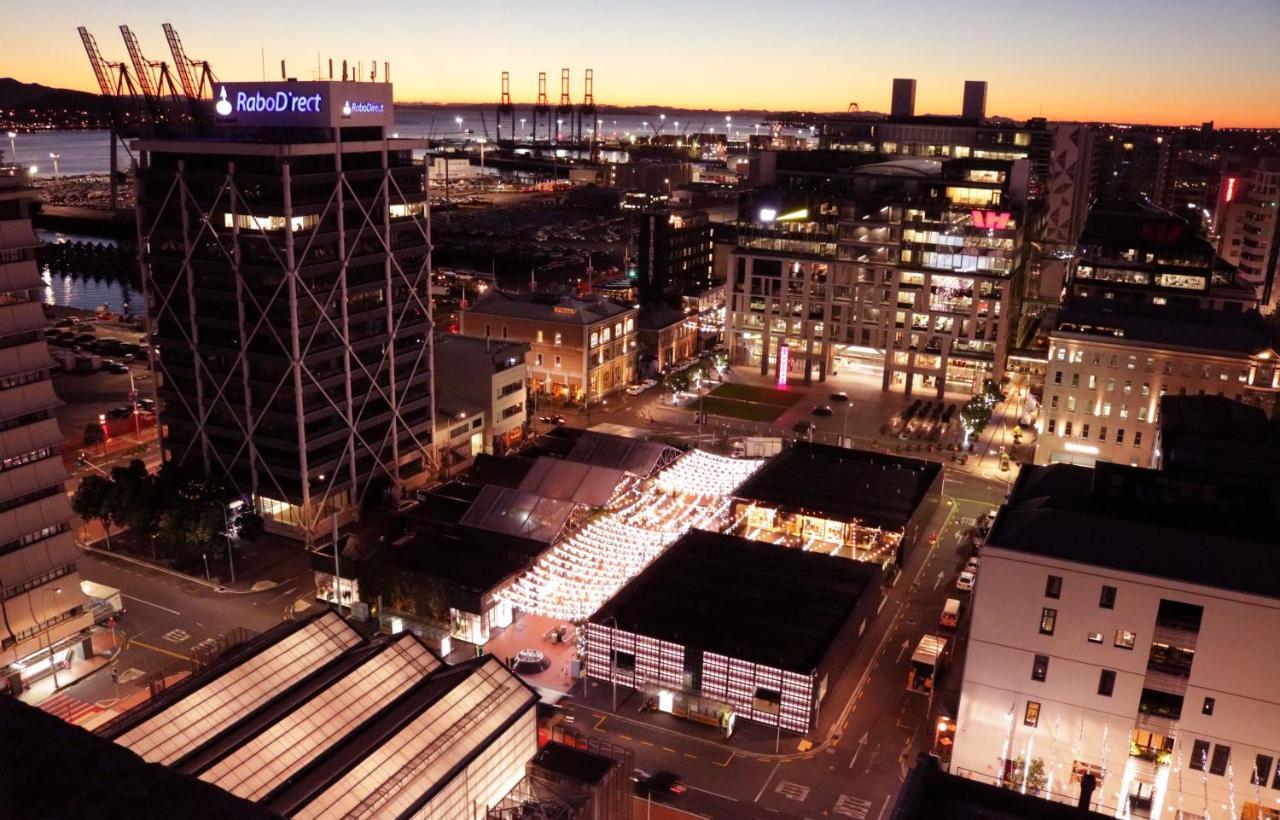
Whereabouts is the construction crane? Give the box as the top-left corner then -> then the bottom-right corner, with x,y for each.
163,23 -> 217,102
78,26 -> 139,209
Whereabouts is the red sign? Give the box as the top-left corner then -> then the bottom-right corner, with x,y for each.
1224,176 -> 1238,203
971,210 -> 1012,230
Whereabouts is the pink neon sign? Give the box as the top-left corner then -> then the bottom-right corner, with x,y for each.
971,210 -> 1012,230
777,344 -> 789,386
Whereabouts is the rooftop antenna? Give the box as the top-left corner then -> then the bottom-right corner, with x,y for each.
342,59 -> 348,82
260,48 -> 265,81
328,58 -> 333,80
384,61 -> 390,84
280,59 -> 286,80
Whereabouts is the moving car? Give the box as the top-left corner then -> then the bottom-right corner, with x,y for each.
792,420 -> 816,435
940,597 -> 962,629
956,570 -> 976,592
107,405 -> 134,420
977,509 -> 997,536
811,405 -> 834,417
633,770 -> 686,800
624,384 -> 645,395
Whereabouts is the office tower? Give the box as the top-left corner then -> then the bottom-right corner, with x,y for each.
962,80 -> 987,121
891,78 -> 917,120
136,81 -> 433,543
0,162 -> 92,694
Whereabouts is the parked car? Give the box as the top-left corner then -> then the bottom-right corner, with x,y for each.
138,398 -> 156,413
956,570 -> 976,592
625,384 -> 645,396
811,405 -> 834,417
107,406 -> 134,420
103,360 -> 129,374
641,378 -> 658,389
965,556 -> 981,574
792,420 -> 816,435
940,597 -> 963,629
538,415 -> 566,425
978,509 -> 997,536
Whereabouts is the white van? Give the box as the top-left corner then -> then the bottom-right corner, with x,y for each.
939,597 -> 962,629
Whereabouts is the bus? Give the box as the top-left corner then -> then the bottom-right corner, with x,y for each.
907,635 -> 947,695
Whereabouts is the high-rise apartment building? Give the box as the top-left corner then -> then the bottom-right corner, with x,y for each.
728,155 -> 1028,396
1233,160 -> 1280,309
0,163 -> 92,694
634,206 -> 715,308
136,81 -> 434,543
953,461 -> 1280,820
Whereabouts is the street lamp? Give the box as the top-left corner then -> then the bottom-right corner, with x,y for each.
725,115 -> 732,135
205,501 -> 235,584
48,152 -> 60,176
40,587 -> 63,692
5,131 -> 15,163
520,117 -> 526,138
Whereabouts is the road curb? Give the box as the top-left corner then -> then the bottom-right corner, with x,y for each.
76,542 -> 267,594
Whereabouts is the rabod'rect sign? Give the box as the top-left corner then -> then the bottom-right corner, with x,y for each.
212,81 -> 394,129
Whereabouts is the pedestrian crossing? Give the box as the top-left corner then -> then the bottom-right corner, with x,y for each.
38,692 -> 103,726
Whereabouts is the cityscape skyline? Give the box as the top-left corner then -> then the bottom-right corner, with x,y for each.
1,0 -> 1278,127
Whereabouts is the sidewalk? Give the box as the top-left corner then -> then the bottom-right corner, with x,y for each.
18,628 -> 120,711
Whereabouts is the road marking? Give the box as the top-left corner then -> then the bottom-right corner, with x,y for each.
754,763 -> 780,803
683,752 -> 697,759
162,628 -> 191,644
876,793 -> 891,820
774,781 -> 810,802
833,794 -> 873,818
116,667 -> 145,684
712,751 -> 735,768
662,746 -> 677,753
593,713 -> 608,731
848,732 -> 869,769
895,639 -> 910,663
122,594 -> 181,616
128,639 -> 192,661
617,734 -> 632,741
641,740 -> 654,747
685,783 -> 739,802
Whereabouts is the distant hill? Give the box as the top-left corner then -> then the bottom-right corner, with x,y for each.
0,78 -> 107,111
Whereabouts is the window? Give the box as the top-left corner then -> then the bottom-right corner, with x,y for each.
1141,383 -> 1150,397
1088,632 -> 1104,644
1114,630 -> 1136,649
1067,396 -> 1077,412
537,330 -> 544,343
1210,744 -> 1231,776
1134,431 -> 1143,447
613,650 -> 636,672
1099,586 -> 1116,609
1054,370 -> 1063,385
1064,421 -> 1073,436
1127,356 -> 1137,370
1116,428 -> 1125,444
1252,754 -> 1273,786
753,686 -> 782,715
501,325 -> 508,339
1082,424 -> 1090,438
1024,701 -> 1041,727
1031,654 -> 1049,682
484,323 -> 492,337
1110,354 -> 1119,367
1071,373 -> 1080,388
1202,697 -> 1215,716
555,332 -> 563,345
1047,419 -> 1057,435
554,355 -> 562,368
1088,374 -> 1097,389
1045,575 -> 1062,599
1106,378 -> 1116,392
1040,608 -> 1057,635
1102,402 -> 1112,416
1051,395 -> 1059,410
1119,405 -> 1129,419
1189,740 -> 1210,771
1099,426 -> 1108,441
535,353 -> 544,367
1098,669 -> 1116,696
1123,381 -> 1132,396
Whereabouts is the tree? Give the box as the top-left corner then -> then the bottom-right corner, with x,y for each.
236,510 -> 264,541
82,421 -> 105,453
108,459 -> 158,536
71,474 -> 115,550
1007,756 -> 1048,794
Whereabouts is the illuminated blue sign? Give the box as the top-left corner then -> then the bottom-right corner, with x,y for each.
213,82 -> 394,128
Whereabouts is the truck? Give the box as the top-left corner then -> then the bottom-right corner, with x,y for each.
907,635 -> 948,694
80,579 -> 124,623
733,436 -> 783,458
74,353 -> 102,371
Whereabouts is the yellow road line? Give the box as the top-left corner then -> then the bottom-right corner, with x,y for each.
128,639 -> 192,662
593,714 -> 608,732
618,734 -> 633,741
713,751 -> 735,768
641,740 -> 655,747
663,746 -> 677,753
683,752 -> 697,759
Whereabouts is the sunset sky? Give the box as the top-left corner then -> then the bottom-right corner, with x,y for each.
3,0 -> 1278,126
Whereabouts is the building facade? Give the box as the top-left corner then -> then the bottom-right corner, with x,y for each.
0,163 -> 93,694
634,206 -> 715,308
637,307 -> 698,374
1228,161 -> 1280,310
136,81 -> 434,542
728,156 -> 1029,396
1037,301 -> 1279,468
433,334 -> 529,456
460,291 -> 637,404
953,463 -> 1280,820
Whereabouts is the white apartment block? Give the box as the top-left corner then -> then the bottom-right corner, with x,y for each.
1037,301 -> 1278,469
0,164 -> 93,695
953,462 -> 1280,819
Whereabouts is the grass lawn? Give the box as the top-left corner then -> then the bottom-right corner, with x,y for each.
707,383 -> 803,407
697,396 -> 793,423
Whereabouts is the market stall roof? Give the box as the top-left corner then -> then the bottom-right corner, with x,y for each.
591,529 -> 881,673
733,441 -> 941,530
518,457 -> 627,508
459,484 -> 577,544
565,430 -> 681,477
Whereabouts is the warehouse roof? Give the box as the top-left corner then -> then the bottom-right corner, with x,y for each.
989,462 -> 1280,599
566,430 -> 682,477
459,484 -> 577,544
99,612 -> 538,819
518,457 -> 628,508
1054,299 -> 1278,357
591,529 -> 881,672
733,441 -> 941,530
467,290 -> 633,325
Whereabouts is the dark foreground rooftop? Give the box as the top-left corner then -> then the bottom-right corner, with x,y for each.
893,754 -> 1110,819
733,441 -> 941,530
990,462 -> 1280,599
591,529 -> 881,673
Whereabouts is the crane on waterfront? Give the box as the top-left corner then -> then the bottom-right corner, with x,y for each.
77,26 -> 141,209
163,23 -> 218,103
